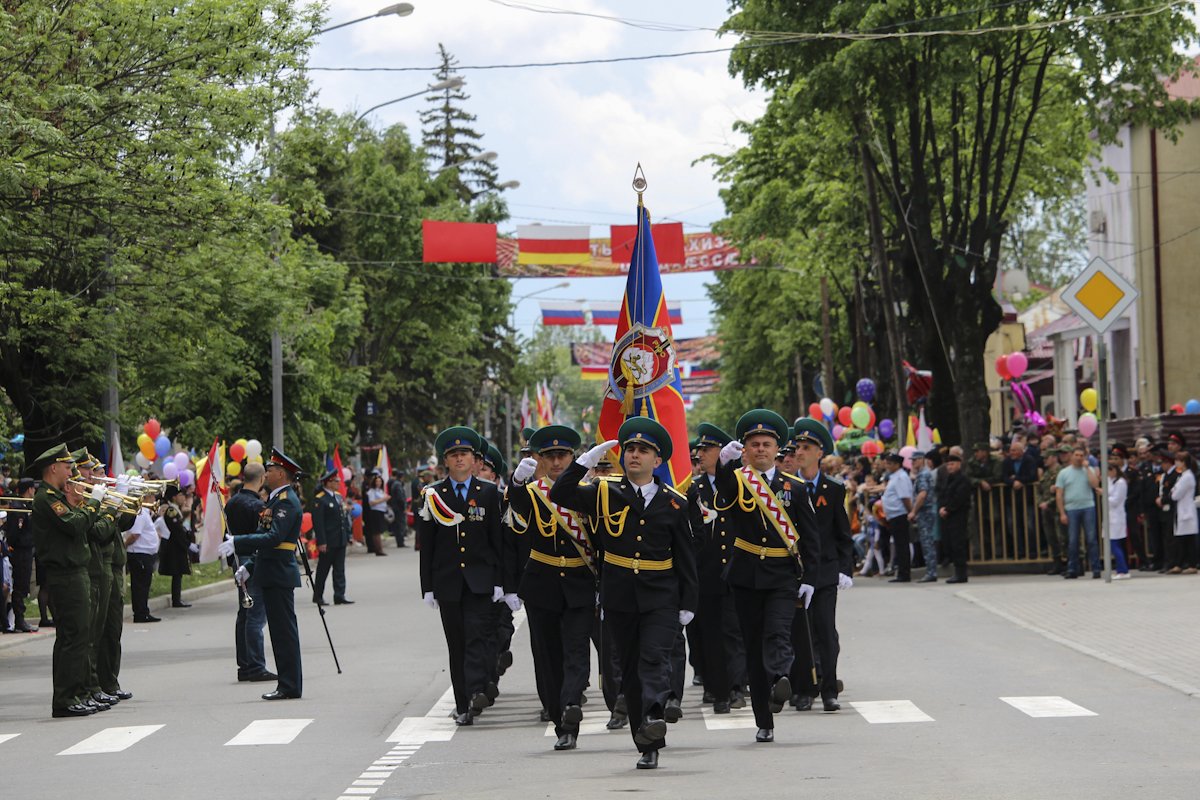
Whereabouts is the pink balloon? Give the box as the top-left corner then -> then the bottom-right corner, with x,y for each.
1078,413 -> 1098,438
1006,351 -> 1028,379
832,424 -> 845,440
341,467 -> 352,481
900,445 -> 915,458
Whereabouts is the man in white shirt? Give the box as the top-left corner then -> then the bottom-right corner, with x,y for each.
880,453 -> 914,583
124,504 -> 162,622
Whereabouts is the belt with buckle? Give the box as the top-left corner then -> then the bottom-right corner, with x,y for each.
733,537 -> 790,560
274,542 -> 298,551
529,550 -> 586,569
602,552 -> 673,574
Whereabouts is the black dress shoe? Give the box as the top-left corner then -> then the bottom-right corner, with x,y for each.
484,681 -> 500,701
262,690 -> 300,700
171,602 -> 192,608
692,674 -> 705,686
539,708 -> 552,722
110,689 -> 133,700
454,712 -> 473,726
887,577 -> 911,583
636,751 -> 659,770
713,700 -> 731,714
755,727 -> 774,743
606,713 -> 628,730
84,699 -> 109,711
133,615 -> 161,623
52,704 -> 94,718
945,576 -> 968,584
334,598 -> 355,605
769,676 -> 791,713
729,690 -> 746,709
471,692 -> 489,716
93,691 -> 120,704
579,692 -> 588,706
635,716 -> 667,745
313,597 -> 327,606
917,575 -> 938,583
794,694 -> 813,711
563,704 -> 583,726
554,733 -> 577,751
822,696 -> 841,712
664,698 -> 683,723
702,690 -> 715,704
38,619 -> 55,628
498,650 -> 514,674
14,623 -> 35,633
247,671 -> 277,683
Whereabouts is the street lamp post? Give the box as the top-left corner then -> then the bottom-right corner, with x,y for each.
354,77 -> 464,122
318,3 -> 413,34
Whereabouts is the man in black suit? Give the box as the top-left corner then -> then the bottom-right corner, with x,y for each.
938,454 -> 974,583
417,426 -> 504,725
687,422 -> 747,714
788,418 -> 853,712
507,425 -> 595,752
716,409 -> 821,744
550,417 -> 698,771
311,469 -> 354,606
225,463 -> 273,684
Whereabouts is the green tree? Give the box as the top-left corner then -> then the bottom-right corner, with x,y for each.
420,45 -> 500,203
721,0 -> 1197,444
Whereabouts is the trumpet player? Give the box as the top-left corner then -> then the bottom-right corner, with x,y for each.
124,490 -> 164,624
226,462 -> 274,684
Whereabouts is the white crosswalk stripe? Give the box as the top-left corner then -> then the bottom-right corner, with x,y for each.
58,725 -> 164,755
1000,696 -> 1097,718
542,705 -> 618,737
850,700 -> 934,723
225,718 -> 313,746
700,702 -> 757,730
0,734 -> 20,746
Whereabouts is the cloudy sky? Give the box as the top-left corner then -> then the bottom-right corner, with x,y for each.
307,0 -> 766,339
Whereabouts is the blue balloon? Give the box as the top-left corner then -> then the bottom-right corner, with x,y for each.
1186,399 -> 1200,415
856,378 -> 876,403
350,503 -> 363,520
154,435 -> 171,458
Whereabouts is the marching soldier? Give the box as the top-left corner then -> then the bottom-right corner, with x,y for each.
28,444 -> 107,717
418,427 -> 505,725
220,447 -> 305,700
508,425 -> 595,751
688,422 -> 747,714
550,417 -> 698,771
480,444 -> 518,684
788,419 -> 853,712
311,469 -> 354,606
715,409 -> 820,744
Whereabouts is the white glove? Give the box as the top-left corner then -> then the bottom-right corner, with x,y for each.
114,475 -> 131,493
504,593 -> 522,612
234,565 -> 249,586
423,591 -> 438,610
512,457 -> 538,484
578,440 -> 619,469
90,484 -> 108,502
679,610 -> 695,626
216,537 -> 235,558
188,543 -> 200,554
719,440 -> 744,465
838,573 -> 854,590
492,585 -> 504,603
797,583 -> 815,609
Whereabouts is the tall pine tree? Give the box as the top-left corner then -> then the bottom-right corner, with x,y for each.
420,45 -> 499,202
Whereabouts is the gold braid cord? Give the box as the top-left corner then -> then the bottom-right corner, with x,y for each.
597,480 -> 630,538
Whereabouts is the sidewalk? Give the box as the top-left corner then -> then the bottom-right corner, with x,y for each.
955,572 -> 1200,698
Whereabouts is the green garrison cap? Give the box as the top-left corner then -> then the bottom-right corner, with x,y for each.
485,444 -> 507,476
529,425 -> 581,454
696,423 -> 732,448
736,409 -> 790,443
521,427 -> 536,443
435,426 -> 483,459
792,417 -> 835,456
477,435 -> 490,456
619,417 -> 673,461
25,443 -> 74,478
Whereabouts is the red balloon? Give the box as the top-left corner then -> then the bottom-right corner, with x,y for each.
808,402 -> 823,420
1170,403 -> 1185,415
995,354 -> 1011,380
144,418 -> 161,439
837,406 -> 853,427
229,442 -> 246,462
301,512 -> 313,534
866,407 -> 877,431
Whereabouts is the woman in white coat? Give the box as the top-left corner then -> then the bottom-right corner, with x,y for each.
1106,464 -> 1130,578
1169,452 -> 1198,574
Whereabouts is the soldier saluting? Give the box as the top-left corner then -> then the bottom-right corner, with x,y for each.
549,417 -> 698,771
715,409 -> 821,744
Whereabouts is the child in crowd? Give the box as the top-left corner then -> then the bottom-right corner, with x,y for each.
1107,464 -> 1130,579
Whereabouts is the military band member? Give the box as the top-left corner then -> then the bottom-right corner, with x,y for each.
508,425 -> 596,751
481,444 -> 518,683
688,422 -> 747,714
550,417 -> 698,771
716,410 -> 821,743
97,466 -> 134,702
787,419 -> 853,712
418,427 -> 505,725
220,447 -> 305,700
311,469 -> 354,606
29,444 -> 107,717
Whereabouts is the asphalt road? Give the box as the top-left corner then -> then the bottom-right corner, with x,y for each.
3,548 -> 1199,800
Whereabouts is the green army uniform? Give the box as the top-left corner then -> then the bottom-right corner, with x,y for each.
964,444 -> 1002,560
71,451 -> 121,704
28,445 -> 103,717
98,511 -> 133,698
1037,456 -> 1067,571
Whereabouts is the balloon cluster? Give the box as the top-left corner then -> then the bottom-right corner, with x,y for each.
996,352 -> 1044,431
1078,388 -> 1099,438
225,438 -> 264,478
134,419 -> 195,486
807,378 -> 897,455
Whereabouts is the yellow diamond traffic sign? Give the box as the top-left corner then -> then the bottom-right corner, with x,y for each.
1062,257 -> 1138,334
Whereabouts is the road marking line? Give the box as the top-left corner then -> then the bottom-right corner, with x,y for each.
700,703 -> 758,730
0,734 -> 19,746
59,725 -> 165,755
850,700 -> 934,724
341,791 -> 377,796
1000,696 -> 1097,718
352,780 -> 386,787
225,718 -> 313,746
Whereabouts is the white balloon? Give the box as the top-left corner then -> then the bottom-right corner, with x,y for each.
135,452 -> 151,469
819,397 -> 836,416
245,438 -> 263,459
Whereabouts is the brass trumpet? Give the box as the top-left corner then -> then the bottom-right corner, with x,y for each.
0,500 -> 32,514
66,480 -> 154,514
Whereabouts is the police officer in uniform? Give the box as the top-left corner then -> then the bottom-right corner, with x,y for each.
29,444 -> 107,717
715,410 -> 821,744
220,447 -> 304,700
788,419 -> 853,712
508,425 -> 596,751
311,469 -> 354,606
418,427 -> 505,725
688,422 -> 747,714
550,417 -> 698,770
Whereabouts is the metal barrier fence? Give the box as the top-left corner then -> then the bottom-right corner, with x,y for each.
969,485 -> 1048,565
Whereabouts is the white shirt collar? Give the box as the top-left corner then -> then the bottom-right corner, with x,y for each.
763,467 -> 777,482
630,478 -> 658,503
269,484 -> 288,501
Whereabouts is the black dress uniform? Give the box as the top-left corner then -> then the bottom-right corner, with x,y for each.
507,427 -> 596,747
233,450 -> 304,699
226,486 -> 270,680
550,418 -> 698,767
311,475 -> 352,604
717,410 -> 821,738
4,481 -> 36,632
419,426 -> 504,722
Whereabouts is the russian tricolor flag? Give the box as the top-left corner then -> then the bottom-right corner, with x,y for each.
540,300 -> 586,325
590,301 -> 621,325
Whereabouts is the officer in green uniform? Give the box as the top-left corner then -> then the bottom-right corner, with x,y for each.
1037,447 -> 1068,574
310,469 -> 353,606
72,451 -> 122,709
28,444 -> 107,718
965,442 -> 1002,560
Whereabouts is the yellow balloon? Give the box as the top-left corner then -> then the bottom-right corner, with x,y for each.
137,432 -> 152,448
1080,387 -> 1098,413
853,401 -> 869,413
247,454 -> 263,464
234,438 -> 248,449
226,461 -> 242,477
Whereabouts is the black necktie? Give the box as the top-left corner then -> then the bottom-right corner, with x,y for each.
808,482 -> 817,499
636,488 -> 645,511
457,484 -> 467,503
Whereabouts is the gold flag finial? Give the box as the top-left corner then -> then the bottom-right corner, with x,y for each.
632,163 -> 647,207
